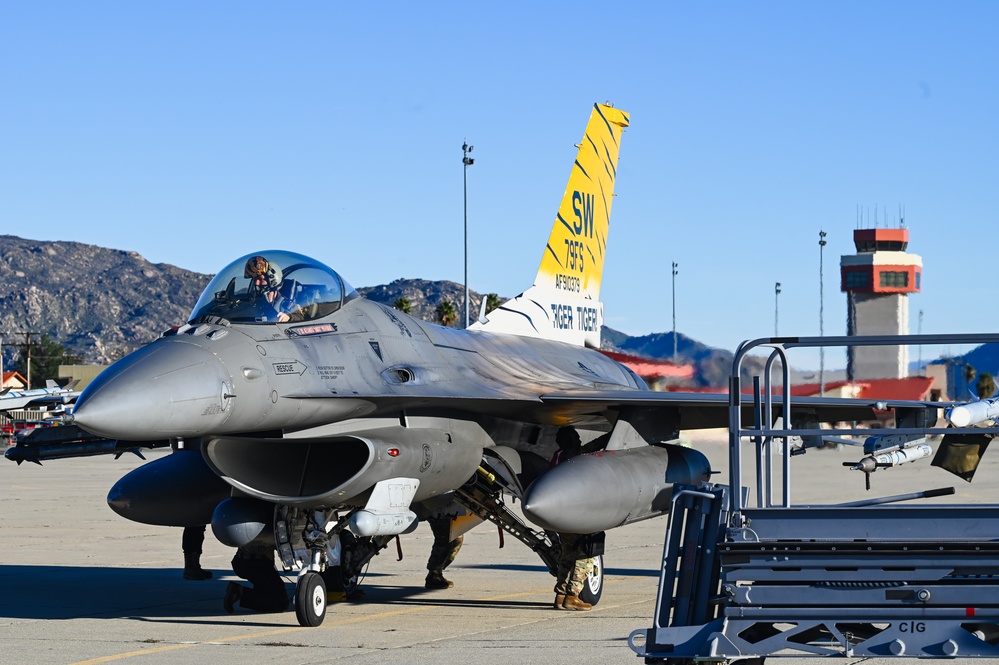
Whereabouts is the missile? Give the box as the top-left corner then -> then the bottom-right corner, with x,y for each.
3,424 -> 164,464
946,398 -> 999,428
845,441 -> 933,490
847,443 -> 933,475
522,444 -> 711,534
4,438 -> 147,464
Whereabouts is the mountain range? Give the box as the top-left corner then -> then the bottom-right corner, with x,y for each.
7,235 -> 993,387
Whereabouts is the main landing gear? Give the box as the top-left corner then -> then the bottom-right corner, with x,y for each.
276,506 -> 390,627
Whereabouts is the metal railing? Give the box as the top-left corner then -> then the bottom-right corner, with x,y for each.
727,332 -> 999,524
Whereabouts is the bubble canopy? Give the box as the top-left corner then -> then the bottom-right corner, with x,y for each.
189,250 -> 358,325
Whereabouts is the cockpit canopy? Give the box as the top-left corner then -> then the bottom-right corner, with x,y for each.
189,250 -> 358,325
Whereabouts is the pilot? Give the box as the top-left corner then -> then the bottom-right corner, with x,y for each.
243,255 -> 304,323
549,426 -> 593,612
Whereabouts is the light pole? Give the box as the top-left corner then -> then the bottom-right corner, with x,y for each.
671,262 -> 678,362
462,141 -> 474,328
819,230 -> 827,395
774,282 -> 781,337
918,309 -> 924,376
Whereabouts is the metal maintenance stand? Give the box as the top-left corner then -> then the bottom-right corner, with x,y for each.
630,334 -> 999,663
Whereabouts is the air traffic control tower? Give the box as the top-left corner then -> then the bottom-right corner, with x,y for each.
841,227 -> 922,381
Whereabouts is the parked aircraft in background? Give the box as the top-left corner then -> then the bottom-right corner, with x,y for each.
0,380 -> 79,412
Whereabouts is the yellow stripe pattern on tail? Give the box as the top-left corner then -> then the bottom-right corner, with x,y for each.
471,103 -> 629,348
535,103 -> 630,302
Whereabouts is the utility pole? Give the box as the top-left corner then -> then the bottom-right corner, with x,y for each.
774,282 -> 782,337
15,331 -> 38,388
819,230 -> 827,395
462,141 -> 474,328
671,262 -> 678,362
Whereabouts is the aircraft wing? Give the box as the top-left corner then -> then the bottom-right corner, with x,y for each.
278,388 -> 915,431
538,390 -> 923,429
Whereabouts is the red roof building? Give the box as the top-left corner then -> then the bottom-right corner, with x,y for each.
2,371 -> 27,390
791,376 -> 940,402
599,350 -> 695,384
663,376 -> 942,403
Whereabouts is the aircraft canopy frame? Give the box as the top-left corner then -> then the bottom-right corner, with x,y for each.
189,250 -> 358,325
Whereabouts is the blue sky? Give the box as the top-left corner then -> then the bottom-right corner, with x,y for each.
3,2 -> 997,369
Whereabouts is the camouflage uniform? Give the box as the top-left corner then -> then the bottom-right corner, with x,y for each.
426,516 -> 463,573
549,427 -> 594,598
553,533 -> 594,596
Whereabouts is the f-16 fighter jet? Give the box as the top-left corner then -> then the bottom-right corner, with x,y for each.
61,103 -> 874,627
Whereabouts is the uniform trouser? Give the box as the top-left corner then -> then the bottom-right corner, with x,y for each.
231,554 -> 289,613
553,533 -> 594,596
426,517 -> 463,572
182,525 -> 205,557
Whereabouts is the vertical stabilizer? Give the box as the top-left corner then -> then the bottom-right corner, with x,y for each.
471,103 -> 629,347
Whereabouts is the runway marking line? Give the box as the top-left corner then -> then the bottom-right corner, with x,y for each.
70,576 -> 647,664
68,587 -> 562,664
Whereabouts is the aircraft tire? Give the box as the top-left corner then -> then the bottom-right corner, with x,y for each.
579,554 -> 603,606
325,529 -> 360,596
295,572 -> 327,627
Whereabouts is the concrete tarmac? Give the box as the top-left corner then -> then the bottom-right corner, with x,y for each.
3,432 -> 999,665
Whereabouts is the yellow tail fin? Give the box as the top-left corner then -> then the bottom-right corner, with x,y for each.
471,103 -> 629,347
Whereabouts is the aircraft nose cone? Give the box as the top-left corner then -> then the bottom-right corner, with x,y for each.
73,340 -> 234,440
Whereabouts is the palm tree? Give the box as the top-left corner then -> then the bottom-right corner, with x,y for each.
965,364 -> 978,398
393,297 -> 412,314
977,372 -> 996,399
485,293 -> 502,314
436,300 -> 457,327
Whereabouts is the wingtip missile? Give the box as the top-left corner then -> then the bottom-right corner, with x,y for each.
946,397 -> 999,428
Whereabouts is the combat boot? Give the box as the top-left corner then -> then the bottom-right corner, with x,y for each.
223,581 -> 243,613
553,594 -> 567,609
425,570 -> 454,589
183,567 -> 212,580
561,594 -> 592,611
183,553 -> 212,580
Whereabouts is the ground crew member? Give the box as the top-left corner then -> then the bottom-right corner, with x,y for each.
181,525 -> 212,580
223,541 -> 289,613
550,426 -> 593,611
425,515 -> 463,589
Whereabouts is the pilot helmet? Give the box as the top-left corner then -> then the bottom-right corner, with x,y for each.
244,255 -> 283,291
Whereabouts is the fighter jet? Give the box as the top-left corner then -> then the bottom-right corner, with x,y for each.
0,380 -> 80,412
56,103 -> 876,627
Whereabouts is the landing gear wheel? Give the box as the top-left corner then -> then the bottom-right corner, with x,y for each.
321,530 -> 360,597
579,554 -> 604,606
295,572 -> 327,627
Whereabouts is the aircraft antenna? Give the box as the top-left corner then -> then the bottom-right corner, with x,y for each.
463,140 -> 475,328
